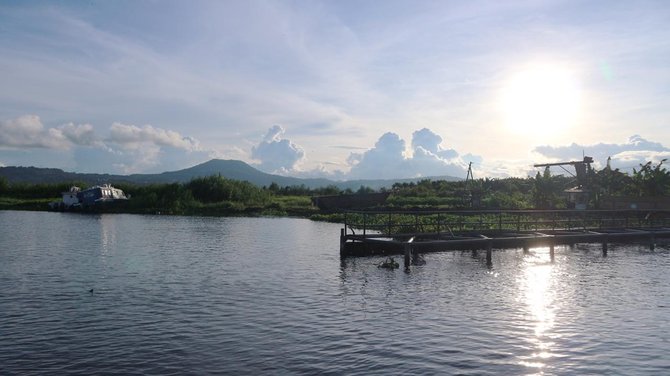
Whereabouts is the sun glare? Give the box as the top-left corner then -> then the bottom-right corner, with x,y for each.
501,65 -> 581,139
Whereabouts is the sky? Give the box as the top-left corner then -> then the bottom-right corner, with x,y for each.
1,0 -> 669,180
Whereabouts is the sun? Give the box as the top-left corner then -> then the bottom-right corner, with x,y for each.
500,65 -> 581,139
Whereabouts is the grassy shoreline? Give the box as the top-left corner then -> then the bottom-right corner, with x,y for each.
0,196 -> 325,219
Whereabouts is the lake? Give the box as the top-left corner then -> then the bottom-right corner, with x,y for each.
1,210 -> 669,375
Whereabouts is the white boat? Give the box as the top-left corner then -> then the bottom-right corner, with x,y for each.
49,184 -> 129,210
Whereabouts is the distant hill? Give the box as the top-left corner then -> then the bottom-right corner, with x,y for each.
0,159 -> 461,189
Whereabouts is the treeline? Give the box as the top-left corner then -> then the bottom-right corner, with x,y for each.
263,182 -> 375,196
388,159 -> 670,209
0,173 -> 379,215
0,175 -> 286,215
1,159 -> 669,214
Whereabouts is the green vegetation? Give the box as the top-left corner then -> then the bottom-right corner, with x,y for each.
1,160 -> 669,218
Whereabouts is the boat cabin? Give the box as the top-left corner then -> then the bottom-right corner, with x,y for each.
77,184 -> 128,206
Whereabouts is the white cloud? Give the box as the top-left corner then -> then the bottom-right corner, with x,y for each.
108,123 -> 200,151
0,115 -> 99,150
345,128 -> 476,179
102,123 -> 210,173
0,115 -> 63,149
346,132 -> 407,179
411,128 -> 458,159
533,135 -> 670,171
59,123 -> 97,146
0,115 -> 214,174
609,150 -> 670,171
251,125 -> 305,173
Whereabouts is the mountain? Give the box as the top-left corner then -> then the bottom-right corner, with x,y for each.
0,159 -> 461,189
126,159 -> 334,187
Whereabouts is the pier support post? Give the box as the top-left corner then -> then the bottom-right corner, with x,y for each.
404,243 -> 411,268
650,233 -> 656,251
486,240 -> 493,266
523,246 -> 529,254
340,228 -> 345,256
549,244 -> 555,262
602,236 -> 608,257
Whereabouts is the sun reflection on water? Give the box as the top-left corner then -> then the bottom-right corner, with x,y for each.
517,247 -> 557,373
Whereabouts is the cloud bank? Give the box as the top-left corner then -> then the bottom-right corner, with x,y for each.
246,126 -> 478,180
5,112 -> 669,181
0,115 -> 210,174
0,115 -> 95,150
533,135 -> 670,171
346,128 -> 475,180
108,123 -> 200,151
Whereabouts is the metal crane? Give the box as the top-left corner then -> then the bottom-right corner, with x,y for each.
534,156 -> 594,209
534,156 -> 594,188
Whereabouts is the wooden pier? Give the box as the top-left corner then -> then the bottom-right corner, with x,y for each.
339,209 -> 670,267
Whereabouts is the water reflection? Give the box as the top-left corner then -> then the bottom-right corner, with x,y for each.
518,247 -> 557,373
99,214 -> 117,256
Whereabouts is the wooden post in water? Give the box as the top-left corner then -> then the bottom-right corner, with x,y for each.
549,243 -> 555,262
405,237 -> 415,269
340,228 -> 345,256
602,236 -> 609,257
650,233 -> 656,251
404,244 -> 411,268
486,240 -> 493,266
523,245 -> 529,254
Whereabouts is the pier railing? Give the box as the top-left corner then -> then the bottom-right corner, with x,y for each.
342,209 -> 670,237
340,209 -> 670,265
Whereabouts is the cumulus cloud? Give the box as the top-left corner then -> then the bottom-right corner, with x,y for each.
0,115 -> 212,174
0,115 -> 65,149
409,128 -> 468,177
59,123 -> 97,146
0,115 -> 101,150
108,122 -> 200,151
347,132 -> 408,179
251,125 -> 305,173
412,128 -> 458,159
533,135 -> 670,170
101,122 -> 208,173
346,128 -> 476,180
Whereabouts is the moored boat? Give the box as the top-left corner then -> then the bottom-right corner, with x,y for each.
49,184 -> 129,211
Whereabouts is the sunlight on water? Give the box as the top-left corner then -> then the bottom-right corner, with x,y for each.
518,247 -> 557,373
100,215 -> 117,256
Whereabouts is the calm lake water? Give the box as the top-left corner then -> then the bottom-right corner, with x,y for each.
1,210 -> 669,375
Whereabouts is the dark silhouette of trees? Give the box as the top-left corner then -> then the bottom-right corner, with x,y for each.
631,159 -> 670,197
2,160 -> 670,214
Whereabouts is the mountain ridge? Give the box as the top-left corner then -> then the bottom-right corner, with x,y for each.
0,159 -> 461,190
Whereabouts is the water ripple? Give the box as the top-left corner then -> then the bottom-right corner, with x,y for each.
1,211 -> 670,374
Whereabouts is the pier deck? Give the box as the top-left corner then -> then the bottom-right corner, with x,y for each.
339,209 -> 670,266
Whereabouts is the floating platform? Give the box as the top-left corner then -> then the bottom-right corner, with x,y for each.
339,209 -> 670,266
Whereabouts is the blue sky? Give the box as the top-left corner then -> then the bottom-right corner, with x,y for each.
1,0 -> 669,179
